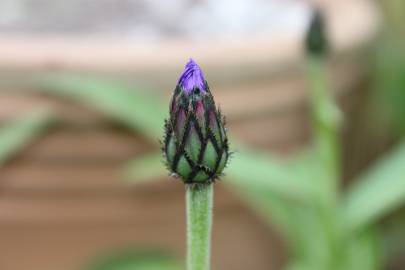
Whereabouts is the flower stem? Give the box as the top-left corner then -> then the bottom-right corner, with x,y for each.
308,57 -> 342,206
307,56 -> 342,268
186,183 -> 213,270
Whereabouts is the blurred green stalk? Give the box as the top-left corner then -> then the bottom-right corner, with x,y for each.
306,56 -> 343,269
307,57 -> 342,207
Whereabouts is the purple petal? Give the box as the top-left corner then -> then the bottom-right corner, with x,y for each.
178,58 -> 206,93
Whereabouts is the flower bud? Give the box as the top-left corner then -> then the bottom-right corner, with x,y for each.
305,9 -> 329,57
163,59 -> 229,184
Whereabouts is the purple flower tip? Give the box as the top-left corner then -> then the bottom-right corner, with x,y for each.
178,58 -> 206,93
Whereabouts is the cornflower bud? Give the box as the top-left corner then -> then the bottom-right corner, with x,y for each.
306,9 -> 329,57
163,59 -> 229,184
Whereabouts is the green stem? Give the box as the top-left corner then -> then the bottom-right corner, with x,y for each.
307,56 -> 343,269
186,183 -> 214,270
308,57 -> 342,206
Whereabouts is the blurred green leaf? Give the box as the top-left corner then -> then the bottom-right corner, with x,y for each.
236,185 -> 333,266
124,152 -> 167,184
285,228 -> 380,270
341,141 -> 405,231
32,74 -> 166,144
0,110 -> 52,166
226,148 -> 316,203
85,250 -> 181,270
228,183 -> 297,242
341,227 -> 381,270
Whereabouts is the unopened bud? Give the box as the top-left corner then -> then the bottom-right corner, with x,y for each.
305,9 -> 329,57
163,59 -> 230,184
